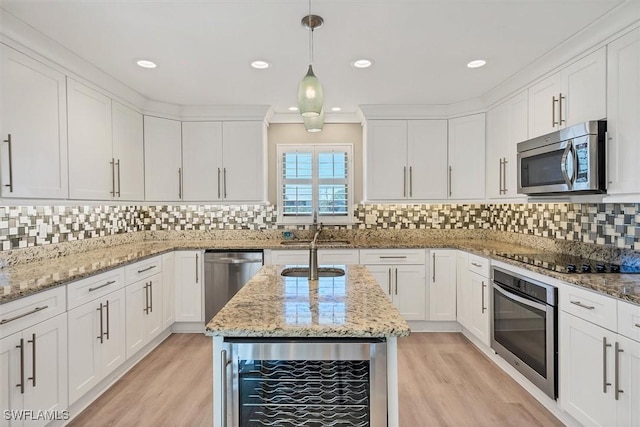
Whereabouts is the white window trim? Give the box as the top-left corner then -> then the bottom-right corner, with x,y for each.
277,143 -> 354,225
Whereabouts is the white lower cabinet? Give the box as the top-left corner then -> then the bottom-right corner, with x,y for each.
429,250 -> 457,321
266,249 -> 359,266
361,249 -> 427,321
456,251 -> 471,329
560,293 -> 640,427
162,252 -> 176,330
67,288 -> 126,404
468,271 -> 490,345
1,313 -> 68,427
125,272 -> 163,358
174,250 -> 203,322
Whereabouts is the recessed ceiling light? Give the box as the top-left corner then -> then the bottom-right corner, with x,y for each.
251,60 -> 270,69
288,106 -> 299,111
331,107 -> 342,112
352,59 -> 372,69
136,59 -> 157,69
467,59 -> 487,69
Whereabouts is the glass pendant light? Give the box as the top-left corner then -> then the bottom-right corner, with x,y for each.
304,108 -> 324,132
297,4 -> 324,117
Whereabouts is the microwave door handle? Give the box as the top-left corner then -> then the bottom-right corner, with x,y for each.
560,141 -> 573,189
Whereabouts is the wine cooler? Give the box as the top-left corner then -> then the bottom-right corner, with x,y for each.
223,338 -> 388,427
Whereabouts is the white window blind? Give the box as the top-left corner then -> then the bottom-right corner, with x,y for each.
277,144 -> 353,224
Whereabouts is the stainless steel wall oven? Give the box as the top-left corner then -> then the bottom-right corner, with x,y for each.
222,338 -> 387,427
491,267 -> 558,399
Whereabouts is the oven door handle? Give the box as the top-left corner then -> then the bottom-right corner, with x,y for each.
493,282 -> 547,312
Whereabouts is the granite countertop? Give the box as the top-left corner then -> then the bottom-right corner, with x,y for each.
204,265 -> 411,338
1,237 -> 639,306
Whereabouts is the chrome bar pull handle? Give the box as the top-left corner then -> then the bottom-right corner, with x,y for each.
448,166 -> 452,197
379,256 -> 407,259
432,253 -> 436,282
97,303 -> 104,343
104,299 -> 110,340
471,262 -> 482,268
110,158 -> 116,196
221,350 -> 231,427
498,158 -> 503,194
144,283 -> 149,314
116,159 -> 121,197
615,341 -> 623,400
223,168 -> 227,198
603,337 -> 612,393
4,134 -> 13,192
89,280 -> 116,292
395,268 -> 398,295
387,268 -> 391,295
27,333 -> 36,387
16,338 -> 24,394
1,306 -> 48,325
559,93 -> 565,125
409,166 -> 413,197
570,300 -> 595,310
217,168 -> 221,199
481,281 -> 487,313
137,265 -> 157,274
178,168 -> 182,199
403,166 -> 407,198
635,323 -> 640,328
502,158 -> 508,193
196,253 -> 199,284
149,281 -> 153,313
552,96 -> 559,126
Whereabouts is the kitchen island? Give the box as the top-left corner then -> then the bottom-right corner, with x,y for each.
205,264 -> 410,427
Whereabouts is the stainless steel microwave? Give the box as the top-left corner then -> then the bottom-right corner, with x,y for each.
517,120 -> 607,195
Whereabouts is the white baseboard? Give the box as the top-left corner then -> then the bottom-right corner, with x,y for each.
171,322 -> 206,333
407,320 -> 462,332
52,328 -> 172,427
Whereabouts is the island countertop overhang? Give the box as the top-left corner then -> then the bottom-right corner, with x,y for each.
205,264 -> 411,338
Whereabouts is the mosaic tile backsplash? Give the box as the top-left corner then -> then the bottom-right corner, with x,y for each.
0,203 -> 639,251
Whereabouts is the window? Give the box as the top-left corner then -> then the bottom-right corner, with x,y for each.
277,144 -> 353,224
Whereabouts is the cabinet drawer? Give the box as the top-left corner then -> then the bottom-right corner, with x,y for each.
269,250 -> 309,265
318,249 -> 360,265
0,286 -> 66,337
125,256 -> 162,285
618,300 -> 640,342
359,249 -> 426,265
468,254 -> 489,277
560,285 -> 617,331
67,268 -> 125,310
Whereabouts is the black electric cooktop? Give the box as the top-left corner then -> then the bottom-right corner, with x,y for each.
495,252 -> 640,274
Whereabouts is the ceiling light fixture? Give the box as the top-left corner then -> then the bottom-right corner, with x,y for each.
467,59 -> 487,68
288,106 -> 299,111
297,0 -> 324,121
251,60 -> 270,69
331,107 -> 342,112
304,108 -> 324,133
136,59 -> 157,69
352,59 -> 372,69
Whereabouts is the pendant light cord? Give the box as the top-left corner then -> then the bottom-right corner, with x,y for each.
308,0 -> 313,65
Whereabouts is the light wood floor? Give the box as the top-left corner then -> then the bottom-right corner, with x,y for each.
69,333 -> 564,427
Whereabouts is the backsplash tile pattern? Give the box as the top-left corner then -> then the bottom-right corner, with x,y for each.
0,203 -> 638,252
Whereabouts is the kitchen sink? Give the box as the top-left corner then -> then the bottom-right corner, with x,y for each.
281,267 -> 346,278
280,240 -> 351,246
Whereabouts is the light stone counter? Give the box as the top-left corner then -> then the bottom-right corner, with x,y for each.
204,265 -> 410,338
1,234 -> 639,306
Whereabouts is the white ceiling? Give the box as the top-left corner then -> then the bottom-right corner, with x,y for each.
0,0 -> 629,114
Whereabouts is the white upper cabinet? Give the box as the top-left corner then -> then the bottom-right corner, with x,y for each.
528,47 -> 606,139
111,101 -> 144,201
68,80 -> 144,201
486,91 -> 528,199
0,45 -> 68,199
606,28 -> 640,197
448,113 -> 486,200
180,121 -> 264,202
366,119 -> 447,201
67,78 -> 113,200
182,121 -> 223,201
222,121 -> 265,202
144,116 -> 183,202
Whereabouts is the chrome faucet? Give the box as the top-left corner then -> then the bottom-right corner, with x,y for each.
308,218 -> 323,280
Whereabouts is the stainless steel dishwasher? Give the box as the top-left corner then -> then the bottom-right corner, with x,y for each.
204,250 -> 263,321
